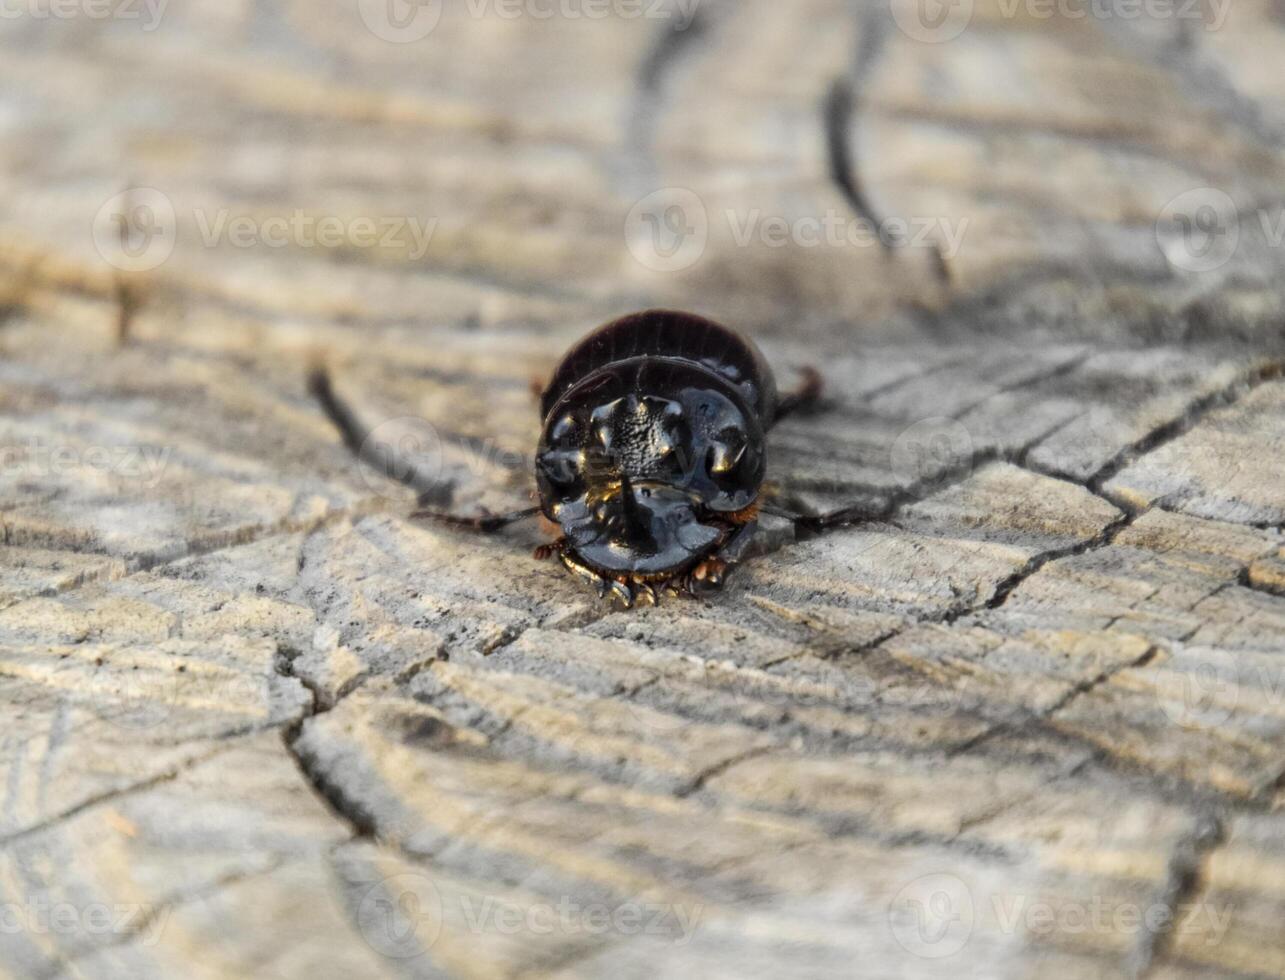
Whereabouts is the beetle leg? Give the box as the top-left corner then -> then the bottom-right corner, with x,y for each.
559,550 -> 608,598
411,506 -> 541,533
634,581 -> 659,607
607,578 -> 635,608
679,520 -> 759,597
533,538 -> 564,561
770,366 -> 823,427
716,519 -> 759,565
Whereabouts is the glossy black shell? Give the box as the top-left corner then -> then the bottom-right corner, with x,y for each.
536,311 -> 777,578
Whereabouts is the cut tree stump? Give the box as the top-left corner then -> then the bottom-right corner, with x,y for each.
1,1 -> 1284,978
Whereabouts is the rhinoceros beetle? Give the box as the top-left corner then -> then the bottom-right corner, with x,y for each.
320,310 -> 823,607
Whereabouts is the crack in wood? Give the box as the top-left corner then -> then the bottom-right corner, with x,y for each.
621,0 -> 711,193
1132,808 -> 1227,978
31,858 -> 291,980
949,643 -> 1162,759
0,744 -> 233,851
1086,361 -> 1285,494
969,506 -> 1140,617
823,27 -> 953,285
1099,0 -> 1284,149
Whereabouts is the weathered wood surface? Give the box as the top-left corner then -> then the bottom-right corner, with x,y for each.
1,1 -> 1284,978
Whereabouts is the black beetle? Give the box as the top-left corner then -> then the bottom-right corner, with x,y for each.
408,310 -> 821,607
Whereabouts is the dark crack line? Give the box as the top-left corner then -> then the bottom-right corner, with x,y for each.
823,35 -> 951,285
949,644 -> 1161,759
966,507 -> 1140,618
1085,360 -> 1285,494
1099,0 -> 1283,149
948,350 -> 1092,422
1132,809 -> 1227,978
308,365 -> 460,508
676,745 -> 774,798
621,1 -> 711,193
855,351 -> 979,404
33,858 -> 290,980
113,273 -> 143,347
280,726 -> 378,841
824,79 -> 896,256
635,1 -> 708,94
0,745 -> 232,851
275,647 -> 378,841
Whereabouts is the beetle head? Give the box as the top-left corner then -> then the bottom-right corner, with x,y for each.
536,368 -> 765,577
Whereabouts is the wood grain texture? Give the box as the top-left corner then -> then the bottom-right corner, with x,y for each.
0,1 -> 1283,978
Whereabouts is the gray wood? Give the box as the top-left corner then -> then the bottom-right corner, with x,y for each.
0,1 -> 1283,978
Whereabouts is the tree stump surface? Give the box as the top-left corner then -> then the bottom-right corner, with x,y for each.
1,2 -> 1284,977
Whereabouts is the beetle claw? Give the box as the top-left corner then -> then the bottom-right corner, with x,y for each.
608,579 -> 634,608
689,558 -> 729,595
560,551 -> 609,599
